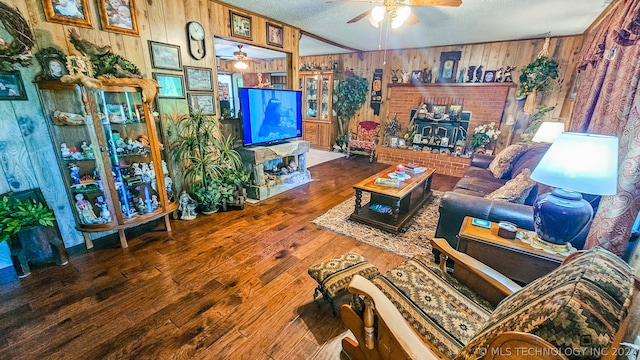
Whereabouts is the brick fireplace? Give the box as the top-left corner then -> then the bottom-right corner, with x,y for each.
377,82 -> 513,177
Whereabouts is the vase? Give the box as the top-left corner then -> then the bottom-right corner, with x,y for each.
524,90 -> 537,114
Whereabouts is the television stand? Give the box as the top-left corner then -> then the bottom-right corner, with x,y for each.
237,140 -> 311,201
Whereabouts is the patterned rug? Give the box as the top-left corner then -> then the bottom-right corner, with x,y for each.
311,191 -> 442,258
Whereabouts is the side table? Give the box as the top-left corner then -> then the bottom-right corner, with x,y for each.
457,216 -> 566,284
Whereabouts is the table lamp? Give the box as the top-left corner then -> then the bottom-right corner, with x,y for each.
532,121 -> 565,143
529,132 -> 618,252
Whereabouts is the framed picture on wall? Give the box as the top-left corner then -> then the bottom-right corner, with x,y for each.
184,66 -> 213,91
0,71 -> 28,101
97,0 -> 139,35
266,22 -> 283,47
188,93 -> 216,115
149,41 -> 182,70
483,70 -> 496,83
153,73 -> 185,99
438,51 -> 461,83
230,11 -> 252,40
41,0 -> 93,28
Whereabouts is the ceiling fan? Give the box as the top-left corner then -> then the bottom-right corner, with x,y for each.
340,0 -> 462,28
217,45 -> 258,70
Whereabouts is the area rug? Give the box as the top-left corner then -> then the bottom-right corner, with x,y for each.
311,191 -> 442,258
306,149 -> 346,168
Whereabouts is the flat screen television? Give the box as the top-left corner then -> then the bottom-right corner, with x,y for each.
239,87 -> 303,146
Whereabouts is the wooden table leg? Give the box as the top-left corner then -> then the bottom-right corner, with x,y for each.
83,232 -> 94,250
118,229 -> 128,248
163,214 -> 172,232
354,190 -> 363,214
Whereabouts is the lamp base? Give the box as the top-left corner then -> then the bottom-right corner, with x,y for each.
533,188 -> 594,246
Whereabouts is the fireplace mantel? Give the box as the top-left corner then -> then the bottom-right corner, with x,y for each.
387,82 -> 515,89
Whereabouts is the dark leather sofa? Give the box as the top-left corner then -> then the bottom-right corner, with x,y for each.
434,143 -> 599,250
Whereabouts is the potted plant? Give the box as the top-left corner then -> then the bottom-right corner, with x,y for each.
220,167 -> 249,210
517,56 -> 560,113
334,73 -> 369,136
170,109 -> 247,215
0,196 -> 60,277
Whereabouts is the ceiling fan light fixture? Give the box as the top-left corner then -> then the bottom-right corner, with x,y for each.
371,5 -> 386,22
234,60 -> 248,70
391,5 -> 411,28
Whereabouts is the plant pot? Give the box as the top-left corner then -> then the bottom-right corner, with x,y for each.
201,208 -> 219,215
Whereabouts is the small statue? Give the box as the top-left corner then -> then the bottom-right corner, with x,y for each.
141,163 -> 153,183
503,66 -> 515,82
75,193 -> 98,224
475,66 -> 484,83
94,195 -> 111,223
132,162 -> 142,176
495,67 -> 504,82
61,143 -> 71,158
151,195 -> 159,209
81,142 -> 94,159
467,66 -> 476,83
69,162 -> 80,184
457,68 -> 465,83
178,191 -> 197,220
401,69 -> 410,84
391,69 -> 399,83
422,70 -> 432,83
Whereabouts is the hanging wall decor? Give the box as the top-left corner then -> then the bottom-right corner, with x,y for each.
97,0 -> 139,35
370,68 -> 383,115
0,2 -> 34,71
41,0 -> 93,28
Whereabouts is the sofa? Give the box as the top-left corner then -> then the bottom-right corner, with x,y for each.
341,240 -> 638,360
435,142 -> 599,250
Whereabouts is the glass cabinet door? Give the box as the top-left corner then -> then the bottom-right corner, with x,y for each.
321,75 -> 330,119
304,76 -> 318,119
94,89 -> 162,220
37,83 -> 112,226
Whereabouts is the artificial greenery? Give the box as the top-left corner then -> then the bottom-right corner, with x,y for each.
170,108 -> 222,191
170,109 -> 246,213
520,105 -> 557,142
517,56 -> 560,97
334,134 -> 348,151
334,74 -> 369,135
384,114 -> 401,137
0,197 -> 55,244
93,53 -> 142,78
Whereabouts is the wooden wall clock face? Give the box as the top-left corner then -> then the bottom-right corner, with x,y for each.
438,51 -> 461,83
187,21 -> 206,60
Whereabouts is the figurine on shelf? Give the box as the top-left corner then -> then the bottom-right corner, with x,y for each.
131,163 -> 142,176
61,143 -> 71,158
495,67 -> 504,83
75,193 -> 98,224
151,195 -> 159,209
137,134 -> 150,147
503,65 -> 515,82
69,163 -> 81,184
141,163 -> 153,183
467,66 -> 476,83
401,70 -> 410,84
161,160 -> 169,175
475,66 -> 483,83
94,195 -> 111,223
81,142 -> 94,159
165,176 -> 174,202
178,191 -> 197,220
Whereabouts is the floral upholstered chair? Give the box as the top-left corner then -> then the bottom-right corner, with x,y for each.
347,121 -> 380,163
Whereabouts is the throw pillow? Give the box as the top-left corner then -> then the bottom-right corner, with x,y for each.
485,168 -> 536,204
488,143 -> 529,178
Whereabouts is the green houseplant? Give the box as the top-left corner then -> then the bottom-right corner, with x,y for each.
334,73 -> 369,137
170,109 -> 246,213
517,56 -> 560,98
0,196 -> 58,277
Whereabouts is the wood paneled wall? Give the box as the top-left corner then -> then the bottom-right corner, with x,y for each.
0,0 -> 299,257
301,36 -> 584,148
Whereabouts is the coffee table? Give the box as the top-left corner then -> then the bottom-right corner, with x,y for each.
349,165 -> 435,233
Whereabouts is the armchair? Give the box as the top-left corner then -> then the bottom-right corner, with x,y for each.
347,121 -> 380,162
341,239 -> 638,360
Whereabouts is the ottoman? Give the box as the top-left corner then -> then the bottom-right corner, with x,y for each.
308,252 -> 379,316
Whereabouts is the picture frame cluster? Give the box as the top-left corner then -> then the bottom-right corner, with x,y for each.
42,0 -> 139,35
148,40 -> 215,115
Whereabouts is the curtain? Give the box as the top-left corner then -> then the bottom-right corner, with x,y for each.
569,0 -> 640,256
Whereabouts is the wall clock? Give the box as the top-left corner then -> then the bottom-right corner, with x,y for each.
438,51 -> 461,83
187,21 -> 206,60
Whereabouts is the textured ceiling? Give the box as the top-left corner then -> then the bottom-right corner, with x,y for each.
218,0 -> 613,56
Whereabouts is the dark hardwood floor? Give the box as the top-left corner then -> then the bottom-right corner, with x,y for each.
0,157 -> 458,360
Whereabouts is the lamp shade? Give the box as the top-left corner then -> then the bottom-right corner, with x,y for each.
532,121 -> 565,143
530,132 -> 618,195
234,60 -> 248,70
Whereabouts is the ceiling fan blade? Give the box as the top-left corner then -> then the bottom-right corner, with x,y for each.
405,12 -> 420,25
326,0 -> 377,3
407,0 -> 461,7
347,8 -> 372,23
